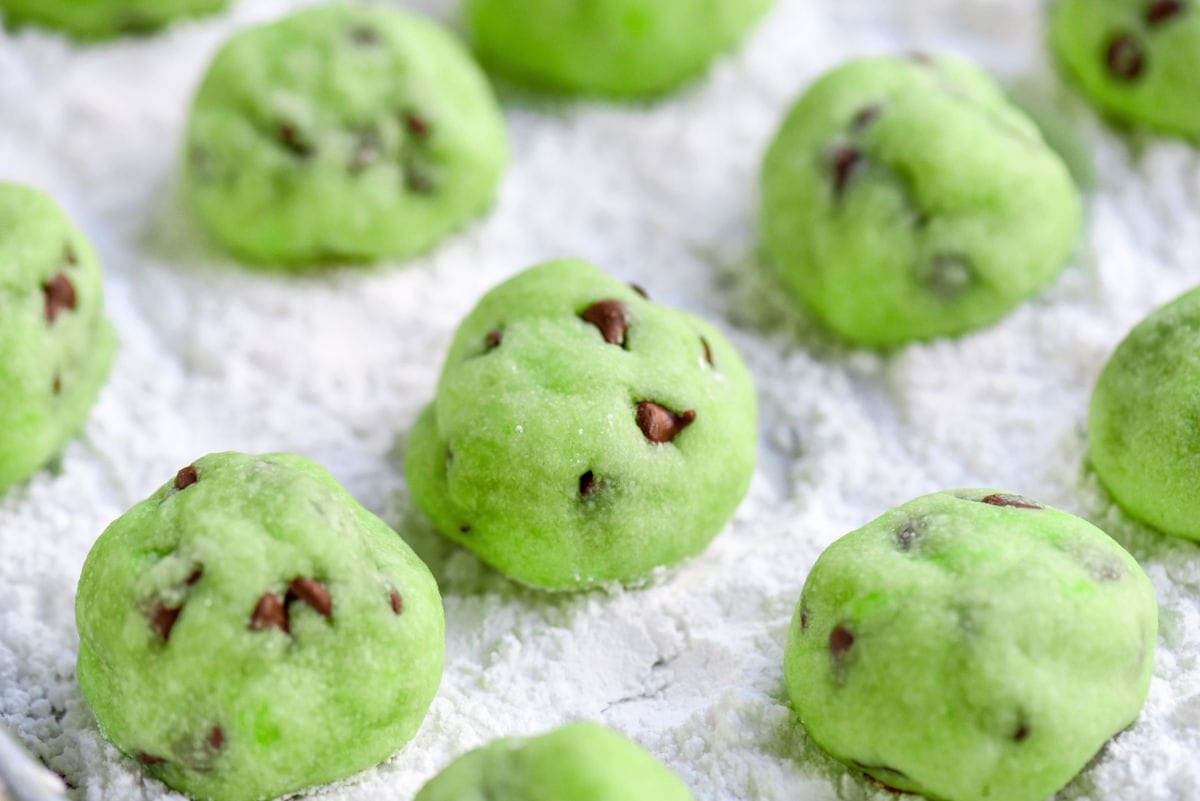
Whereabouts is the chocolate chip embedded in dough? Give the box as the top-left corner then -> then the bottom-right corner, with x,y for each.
579,471 -> 596,497
981,493 -> 1043,510
147,603 -> 182,641
250,593 -> 289,632
390,591 -> 403,615
287,578 -> 332,619
635,402 -> 696,443
1105,34 -> 1146,82
1146,0 -> 1185,25
175,466 -> 199,491
829,145 -> 864,197
829,624 -> 854,658
580,300 -> 627,346
43,273 -> 77,324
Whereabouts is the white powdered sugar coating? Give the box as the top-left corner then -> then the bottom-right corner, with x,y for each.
1,0 -> 1199,799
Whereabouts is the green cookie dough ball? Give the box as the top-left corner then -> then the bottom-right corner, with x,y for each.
76,452 -> 445,801
465,0 -> 771,98
761,55 -> 1082,346
414,723 -> 695,801
405,259 -> 757,590
785,489 -> 1157,801
1050,0 -> 1200,139
1088,287 -> 1200,540
183,4 -> 507,267
0,183 -> 116,494
0,0 -> 227,39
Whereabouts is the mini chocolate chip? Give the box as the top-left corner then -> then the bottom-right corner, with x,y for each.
981,493 -> 1043,510
42,273 -> 76,324
52,374 -> 61,395
852,104 -> 882,130
137,752 -> 166,766
635,402 -> 696,444
405,113 -> 430,138
185,569 -> 203,586
1105,34 -> 1146,81
278,124 -> 314,158
924,253 -> 974,299
349,25 -> 380,45
485,329 -> 502,349
175,466 -> 198,491
1014,722 -> 1030,741
405,164 -> 436,194
390,591 -> 403,615
1146,0 -> 1185,25
148,603 -> 182,641
630,283 -> 649,299
208,726 -> 224,750
800,610 -> 808,631
350,131 -> 383,172
829,624 -> 854,658
459,525 -> 471,534
288,578 -> 332,619
250,593 -> 288,632
829,145 -> 864,197
580,300 -> 628,346
896,522 -> 918,550
579,471 -> 595,497
701,337 -> 714,366
64,245 -> 77,265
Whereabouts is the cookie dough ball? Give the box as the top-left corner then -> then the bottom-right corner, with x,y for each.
465,0 -> 771,98
405,259 -> 757,590
1051,0 -> 1200,139
0,183 -> 116,494
785,490 -> 1156,801
414,723 -> 695,801
1089,287 -> 1200,540
761,55 -> 1081,346
183,4 -> 507,267
76,453 -> 445,801
0,0 -> 226,39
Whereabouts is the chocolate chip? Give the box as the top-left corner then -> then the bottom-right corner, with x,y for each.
579,471 -> 595,497
852,104 -> 882,130
800,609 -> 808,631
485,329 -> 502,349
459,525 -> 471,534
250,593 -> 288,632
701,337 -> 714,366
405,113 -> 430,138
1105,34 -> 1145,81
208,726 -> 224,750
137,752 -> 166,766
42,273 -> 76,324
1146,0 -> 1185,25
64,245 -> 77,265
1014,721 -> 1030,741
829,624 -> 854,658
390,591 -> 403,615
349,25 -> 381,45
829,145 -> 864,197
924,253 -> 974,299
405,164 -> 436,194
175,466 -> 198,491
635,402 -> 696,444
52,374 -> 61,395
278,123 -> 314,159
980,493 -> 1043,510
148,603 -> 182,641
896,522 -> 918,550
350,131 -> 383,172
185,569 -> 203,586
629,283 -> 649,299
580,300 -> 627,346
287,578 -> 332,619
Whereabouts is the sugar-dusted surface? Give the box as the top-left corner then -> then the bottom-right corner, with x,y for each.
1,1 -> 1199,800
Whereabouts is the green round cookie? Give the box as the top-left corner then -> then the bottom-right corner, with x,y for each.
76,452 -> 445,801
465,0 -> 771,98
183,4 -> 507,267
1050,0 -> 1200,139
761,55 -> 1082,346
785,489 -> 1156,801
414,723 -> 695,801
0,0 -> 227,39
0,182 -> 116,494
405,259 -> 757,591
1088,287 -> 1200,541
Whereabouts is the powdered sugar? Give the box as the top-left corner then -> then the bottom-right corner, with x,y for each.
2,0 -> 1199,799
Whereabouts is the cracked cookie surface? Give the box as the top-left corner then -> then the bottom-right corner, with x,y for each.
183,4 -> 507,267
75,452 -> 445,801
0,182 -> 116,493
404,259 -> 757,590
761,55 -> 1081,346
785,489 -> 1156,801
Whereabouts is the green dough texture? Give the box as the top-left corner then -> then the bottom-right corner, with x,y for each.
0,0 -> 226,39
785,489 -> 1156,801
405,259 -> 757,590
1050,0 -> 1200,139
414,723 -> 696,801
761,55 -> 1082,346
183,4 -> 507,267
465,0 -> 771,97
1089,286 -> 1200,541
76,452 -> 445,801
0,182 -> 116,493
